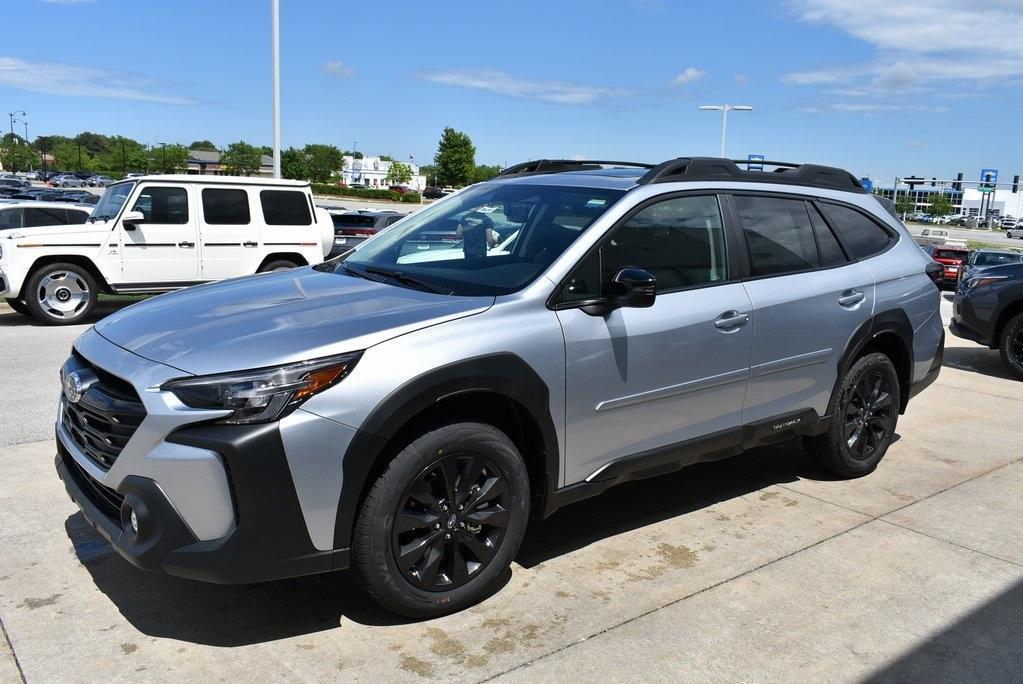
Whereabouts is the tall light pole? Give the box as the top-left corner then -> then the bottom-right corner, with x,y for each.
698,104 -> 753,158
7,110 -> 25,139
271,0 -> 281,178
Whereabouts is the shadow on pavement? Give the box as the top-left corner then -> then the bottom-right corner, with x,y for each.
0,297 -> 146,327
863,577 -> 1023,683
942,346 -> 1017,381
64,438 -> 851,645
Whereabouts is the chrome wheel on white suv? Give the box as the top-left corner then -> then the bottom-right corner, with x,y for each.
25,262 -> 97,325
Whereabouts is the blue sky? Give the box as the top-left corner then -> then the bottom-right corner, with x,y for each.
3,0 -> 1022,182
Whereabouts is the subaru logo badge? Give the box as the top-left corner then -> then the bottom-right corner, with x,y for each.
63,369 -> 97,404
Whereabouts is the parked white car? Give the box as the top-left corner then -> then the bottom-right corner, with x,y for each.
0,201 -> 91,232
914,227 -> 965,247
0,175 -> 333,324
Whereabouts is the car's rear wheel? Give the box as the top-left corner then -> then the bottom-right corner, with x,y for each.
999,313 -> 1023,380
804,353 -> 900,478
258,259 -> 299,273
352,422 -> 530,618
24,262 -> 97,325
4,298 -> 30,316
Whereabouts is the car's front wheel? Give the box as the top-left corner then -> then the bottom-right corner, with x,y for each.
24,262 -> 97,325
999,312 -> 1023,380
4,298 -> 30,316
805,353 -> 900,478
258,259 -> 299,273
352,422 -> 530,618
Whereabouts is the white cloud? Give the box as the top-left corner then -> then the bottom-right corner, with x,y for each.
671,67 -> 705,86
733,74 -> 748,85
905,139 -> 930,149
784,0 -> 1023,97
38,0 -> 96,4
322,60 -> 355,78
419,69 -> 629,105
0,57 -> 194,105
799,103 -> 949,115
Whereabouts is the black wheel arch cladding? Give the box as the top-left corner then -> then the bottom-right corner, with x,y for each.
333,352 -> 559,550
833,308 -> 915,415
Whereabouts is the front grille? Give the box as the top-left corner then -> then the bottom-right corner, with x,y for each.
62,353 -> 146,469
61,448 -> 124,520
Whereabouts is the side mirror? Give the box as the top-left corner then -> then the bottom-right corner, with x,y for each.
610,267 -> 656,308
121,210 -> 144,231
581,267 -> 656,315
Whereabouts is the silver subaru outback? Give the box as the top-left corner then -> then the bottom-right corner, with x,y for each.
55,158 -> 944,617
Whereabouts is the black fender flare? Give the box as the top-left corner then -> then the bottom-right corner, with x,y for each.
828,308 -> 915,417
331,352 -> 560,551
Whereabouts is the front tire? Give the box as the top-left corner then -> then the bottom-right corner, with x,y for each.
352,422 -> 530,618
805,353 -> 900,478
4,298 -> 30,316
24,262 -> 97,325
999,313 -> 1023,380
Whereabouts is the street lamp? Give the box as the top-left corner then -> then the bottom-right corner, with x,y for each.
698,104 -> 753,158
7,110 -> 25,139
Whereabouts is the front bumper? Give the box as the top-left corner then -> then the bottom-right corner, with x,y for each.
57,421 -> 351,584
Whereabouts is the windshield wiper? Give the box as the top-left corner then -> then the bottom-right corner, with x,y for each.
361,265 -> 452,294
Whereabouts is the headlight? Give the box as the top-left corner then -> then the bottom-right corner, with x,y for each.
162,352 -> 360,424
965,275 -> 1008,289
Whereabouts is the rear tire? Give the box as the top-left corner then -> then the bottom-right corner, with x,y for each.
24,262 -> 97,325
804,353 -> 900,478
999,313 -> 1023,380
4,298 -> 30,316
352,422 -> 530,618
258,259 -> 299,273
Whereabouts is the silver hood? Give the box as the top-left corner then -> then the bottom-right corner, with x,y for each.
94,267 -> 493,376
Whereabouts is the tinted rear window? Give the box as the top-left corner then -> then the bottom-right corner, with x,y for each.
818,203 -> 892,260
733,195 -> 819,276
260,190 -> 311,225
332,214 -> 376,228
202,188 -> 251,225
933,249 -> 966,259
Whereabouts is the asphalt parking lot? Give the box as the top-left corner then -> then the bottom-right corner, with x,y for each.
0,296 -> 1020,682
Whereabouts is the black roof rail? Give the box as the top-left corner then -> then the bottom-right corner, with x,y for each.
636,157 -> 866,193
497,159 -> 655,179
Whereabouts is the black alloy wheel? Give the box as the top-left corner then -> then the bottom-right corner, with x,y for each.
392,453 -> 509,591
843,370 -> 896,461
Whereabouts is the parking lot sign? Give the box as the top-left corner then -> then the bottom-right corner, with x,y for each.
747,154 -> 765,171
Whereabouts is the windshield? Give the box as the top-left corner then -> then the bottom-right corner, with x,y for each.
327,183 -> 624,296
90,181 -> 135,221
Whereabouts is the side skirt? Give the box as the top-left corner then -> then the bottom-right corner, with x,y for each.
547,409 -> 826,513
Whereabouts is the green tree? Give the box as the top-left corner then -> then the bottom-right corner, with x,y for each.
281,146 -> 309,180
150,144 -> 189,174
258,145 -> 273,157
189,139 -> 218,151
219,141 -> 262,176
895,195 -> 914,217
303,143 -> 343,183
379,154 -> 394,162
1,134 -> 36,172
433,127 -> 476,186
929,192 -> 953,217
52,140 -> 94,171
385,161 -> 413,185
471,164 -> 502,184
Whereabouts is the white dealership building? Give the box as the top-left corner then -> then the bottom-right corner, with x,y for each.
339,155 -> 427,191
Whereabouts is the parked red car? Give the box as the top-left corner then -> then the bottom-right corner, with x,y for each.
923,244 -> 969,288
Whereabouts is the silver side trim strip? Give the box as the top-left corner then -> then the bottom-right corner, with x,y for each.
594,367 -> 750,413
752,348 -> 832,378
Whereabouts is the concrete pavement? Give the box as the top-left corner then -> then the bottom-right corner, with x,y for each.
0,299 -> 1021,682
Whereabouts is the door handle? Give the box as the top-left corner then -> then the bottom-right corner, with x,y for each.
243,241 -> 258,248
838,289 -> 865,307
714,311 -> 749,330
178,241 -> 195,248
